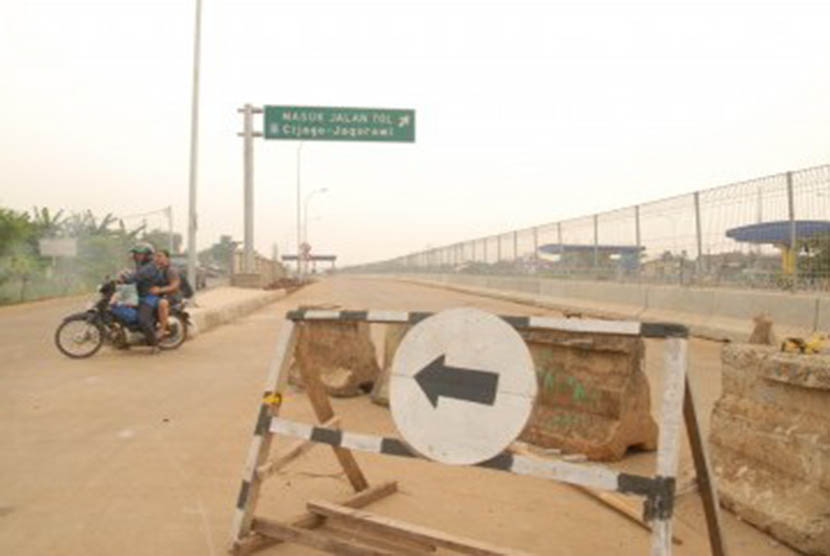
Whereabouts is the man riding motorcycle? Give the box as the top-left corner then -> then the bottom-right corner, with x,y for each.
150,249 -> 181,340
118,242 -> 162,352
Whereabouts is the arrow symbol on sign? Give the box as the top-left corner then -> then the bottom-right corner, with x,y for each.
414,355 -> 500,408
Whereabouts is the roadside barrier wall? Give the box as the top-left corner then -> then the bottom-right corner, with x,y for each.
384,274 -> 830,341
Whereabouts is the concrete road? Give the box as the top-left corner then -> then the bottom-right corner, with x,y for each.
0,277 -> 793,555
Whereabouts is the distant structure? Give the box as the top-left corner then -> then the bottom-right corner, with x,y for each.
725,220 -> 830,274
538,243 -> 645,271
281,254 -> 337,273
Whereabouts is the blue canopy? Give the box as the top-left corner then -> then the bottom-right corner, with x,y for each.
725,220 -> 830,244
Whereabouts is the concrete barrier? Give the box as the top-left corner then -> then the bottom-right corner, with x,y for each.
188,289 -> 286,337
519,328 -> 657,461
290,321 -> 380,397
639,285 -> 718,335
711,344 -> 830,554
701,288 -> 819,341
367,319 -> 658,462
382,274 -> 829,342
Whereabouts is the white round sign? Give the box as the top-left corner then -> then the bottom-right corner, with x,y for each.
390,308 -> 537,465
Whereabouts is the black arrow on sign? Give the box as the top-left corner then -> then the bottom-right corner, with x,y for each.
414,355 -> 500,408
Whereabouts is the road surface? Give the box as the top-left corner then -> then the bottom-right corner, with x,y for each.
0,277 -> 792,555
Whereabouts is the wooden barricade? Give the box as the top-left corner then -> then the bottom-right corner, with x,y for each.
228,309 -> 725,556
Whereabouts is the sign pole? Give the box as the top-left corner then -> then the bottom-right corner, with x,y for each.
296,142 -> 304,278
241,103 -> 255,274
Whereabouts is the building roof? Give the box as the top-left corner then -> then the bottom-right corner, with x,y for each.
725,220 -> 830,244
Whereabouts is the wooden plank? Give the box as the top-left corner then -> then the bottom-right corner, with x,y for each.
571,484 -> 683,546
307,500 -> 533,556
235,480 -> 398,555
256,415 -> 341,480
252,518 -> 395,556
325,522 -> 436,556
684,375 -> 728,556
296,325 -> 369,492
509,442 -> 682,545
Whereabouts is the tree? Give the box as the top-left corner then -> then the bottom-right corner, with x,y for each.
0,208 -> 35,256
799,233 -> 830,284
31,206 -> 65,238
198,235 -> 238,271
142,228 -> 183,254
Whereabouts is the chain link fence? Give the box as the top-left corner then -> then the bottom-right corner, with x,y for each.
351,164 -> 830,292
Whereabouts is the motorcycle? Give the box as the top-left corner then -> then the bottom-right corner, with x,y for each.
54,280 -> 190,358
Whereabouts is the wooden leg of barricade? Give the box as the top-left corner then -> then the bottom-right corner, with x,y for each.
683,375 -> 727,556
296,324 -> 369,492
650,337 -> 687,556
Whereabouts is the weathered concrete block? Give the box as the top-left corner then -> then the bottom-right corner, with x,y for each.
368,321 -> 658,461
711,344 -> 830,554
518,328 -> 658,462
290,321 -> 380,397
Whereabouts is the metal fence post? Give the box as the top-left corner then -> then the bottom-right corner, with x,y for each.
533,227 -> 539,273
787,171 -> 797,290
513,231 -> 518,262
694,191 -> 703,280
497,235 -> 502,262
557,222 -> 563,276
483,238 -> 488,264
593,214 -> 599,274
635,205 -> 642,281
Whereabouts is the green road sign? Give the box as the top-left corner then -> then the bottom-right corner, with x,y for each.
264,105 -> 415,142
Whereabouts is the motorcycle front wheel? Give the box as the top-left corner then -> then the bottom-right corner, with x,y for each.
55,315 -> 104,359
158,314 -> 188,350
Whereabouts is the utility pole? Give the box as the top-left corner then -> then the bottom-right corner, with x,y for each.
186,0 -> 202,291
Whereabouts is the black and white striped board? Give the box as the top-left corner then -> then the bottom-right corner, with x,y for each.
268,416 -> 674,512
229,310 -> 690,556
389,308 -> 537,465
286,308 -> 688,338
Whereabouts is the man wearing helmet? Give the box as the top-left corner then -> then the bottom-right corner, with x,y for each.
118,242 -> 163,351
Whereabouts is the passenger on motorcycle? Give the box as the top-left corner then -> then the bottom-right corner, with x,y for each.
150,249 -> 180,340
117,242 -> 162,351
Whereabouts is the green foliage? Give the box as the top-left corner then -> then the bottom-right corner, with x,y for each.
799,233 -> 830,282
31,206 -> 65,237
0,208 -> 35,256
198,234 -> 237,271
142,228 -> 183,254
0,205 -> 149,304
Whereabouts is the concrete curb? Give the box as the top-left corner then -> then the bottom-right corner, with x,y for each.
187,289 -> 287,338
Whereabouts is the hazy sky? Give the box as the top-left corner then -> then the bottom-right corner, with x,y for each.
1,0 -> 828,265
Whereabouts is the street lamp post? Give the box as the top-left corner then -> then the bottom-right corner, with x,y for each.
304,188 -> 329,245
186,0 -> 202,291
295,142 -> 304,277
303,188 -> 328,275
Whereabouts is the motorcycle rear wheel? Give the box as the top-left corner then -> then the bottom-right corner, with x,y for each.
55,316 -> 104,359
